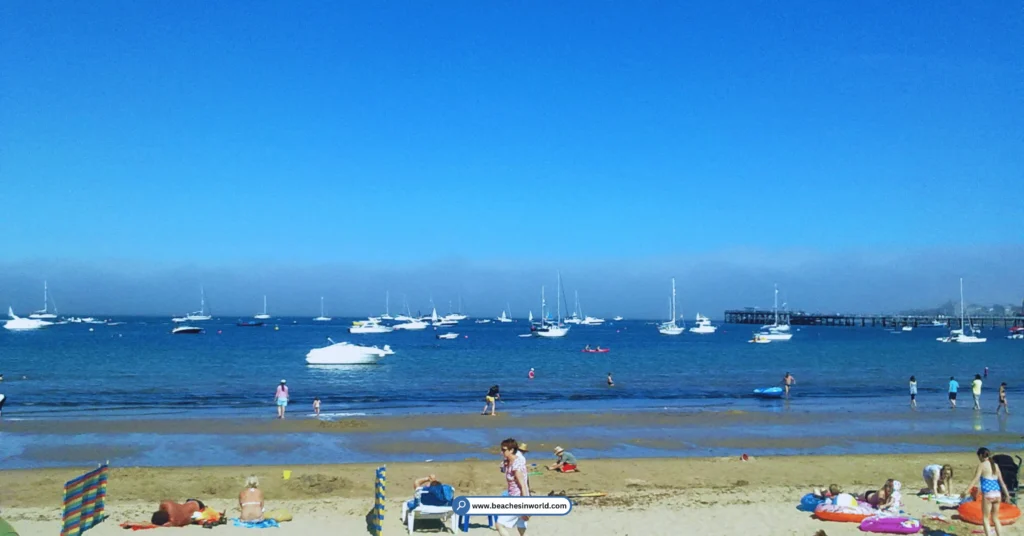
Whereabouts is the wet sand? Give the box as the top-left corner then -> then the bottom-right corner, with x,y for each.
0,454 -> 1003,535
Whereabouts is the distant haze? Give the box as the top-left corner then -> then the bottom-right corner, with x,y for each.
2,245 -> 1022,318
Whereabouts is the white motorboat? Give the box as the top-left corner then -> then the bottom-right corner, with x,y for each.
613,316 -> 624,321
305,339 -> 392,365
937,278 -> 986,344
1008,333 -> 1023,340
28,281 -> 59,320
393,319 -> 428,330
901,326 -> 913,332
475,319 -> 492,324
927,319 -> 948,328
658,278 -> 684,336
349,319 -> 394,334
313,297 -> 332,322
171,325 -> 203,334
171,316 -> 188,323
688,313 -> 717,334
5,307 -> 52,330
760,285 -> 790,332
532,275 -> 570,338
185,286 -> 213,321
255,295 -> 271,320
436,332 -> 459,340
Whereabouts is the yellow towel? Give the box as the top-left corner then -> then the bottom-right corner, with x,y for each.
265,510 -> 293,522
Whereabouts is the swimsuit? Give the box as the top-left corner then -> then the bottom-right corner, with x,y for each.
981,476 -> 1001,500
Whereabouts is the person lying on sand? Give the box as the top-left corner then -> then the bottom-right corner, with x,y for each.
546,446 -> 578,473
239,475 -> 265,522
151,499 -> 205,527
812,484 -> 841,500
863,479 -> 893,507
878,480 -> 902,513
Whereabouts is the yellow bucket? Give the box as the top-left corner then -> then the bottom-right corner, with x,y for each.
283,470 -> 292,480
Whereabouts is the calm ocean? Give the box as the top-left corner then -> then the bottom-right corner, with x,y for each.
1,318 -> 1021,420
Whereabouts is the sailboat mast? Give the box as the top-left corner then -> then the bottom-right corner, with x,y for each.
671,278 -> 677,322
43,281 -> 48,312
386,291 -> 390,315
960,277 -> 965,329
774,284 -> 779,325
541,286 -> 546,319
556,272 -> 562,323
263,295 -> 267,314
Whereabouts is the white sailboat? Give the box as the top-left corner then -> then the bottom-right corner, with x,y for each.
564,291 -> 583,324
760,285 -> 790,332
432,306 -> 457,326
28,281 -> 58,320
938,278 -> 986,344
313,297 -> 332,322
185,287 -> 212,321
496,303 -> 513,323
380,291 -> 394,320
254,295 -> 271,320
658,278 -> 684,335
5,306 -> 53,330
534,273 -> 569,338
689,313 -> 717,334
443,297 -> 468,322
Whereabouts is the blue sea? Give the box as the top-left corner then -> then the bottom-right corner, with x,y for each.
2,318 -> 1023,468
0,318 -> 1022,419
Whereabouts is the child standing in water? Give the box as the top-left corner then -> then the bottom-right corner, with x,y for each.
997,383 -> 1009,415
909,376 -> 918,409
313,397 -> 321,417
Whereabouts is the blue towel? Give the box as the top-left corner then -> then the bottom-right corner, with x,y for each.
231,518 -> 280,529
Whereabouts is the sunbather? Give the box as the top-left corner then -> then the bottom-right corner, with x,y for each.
406,474 -> 453,510
239,475 -> 265,522
151,499 -> 205,527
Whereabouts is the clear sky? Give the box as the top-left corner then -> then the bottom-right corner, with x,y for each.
1,1 -> 1021,316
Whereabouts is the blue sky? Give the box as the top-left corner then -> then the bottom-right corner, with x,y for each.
1,2 -> 1021,315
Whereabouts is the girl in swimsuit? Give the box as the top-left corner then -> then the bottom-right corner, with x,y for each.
965,447 -> 1010,536
238,475 -> 265,522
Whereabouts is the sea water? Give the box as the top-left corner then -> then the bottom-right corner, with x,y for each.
1,319 -> 1022,468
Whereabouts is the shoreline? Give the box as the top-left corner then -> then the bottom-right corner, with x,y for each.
0,453 -> 998,536
1,409 -> 1021,470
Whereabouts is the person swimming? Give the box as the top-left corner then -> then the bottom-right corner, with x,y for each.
607,373 -> 614,387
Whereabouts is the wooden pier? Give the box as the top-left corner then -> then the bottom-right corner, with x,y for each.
724,310 -> 1024,329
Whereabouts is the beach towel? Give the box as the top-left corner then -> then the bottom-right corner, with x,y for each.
118,522 -> 158,531
231,519 -> 279,529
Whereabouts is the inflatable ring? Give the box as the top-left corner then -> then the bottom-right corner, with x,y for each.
958,500 -> 1021,525
859,516 -> 921,534
814,503 -> 875,523
798,493 -> 824,512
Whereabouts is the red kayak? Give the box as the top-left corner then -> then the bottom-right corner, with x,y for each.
581,348 -> 610,353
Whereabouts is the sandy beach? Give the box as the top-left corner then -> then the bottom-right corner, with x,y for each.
1,453 -> 1015,536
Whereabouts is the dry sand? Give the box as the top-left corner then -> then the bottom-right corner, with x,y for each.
2,453 -> 1015,535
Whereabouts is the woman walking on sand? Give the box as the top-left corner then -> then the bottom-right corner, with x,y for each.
964,447 -> 1010,536
496,438 -> 530,536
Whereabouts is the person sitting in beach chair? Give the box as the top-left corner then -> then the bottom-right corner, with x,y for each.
401,475 -> 456,533
546,446 -> 578,473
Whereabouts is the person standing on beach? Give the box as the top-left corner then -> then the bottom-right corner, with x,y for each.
972,374 -> 983,410
997,383 -> 1010,415
909,376 -> 918,409
948,376 -> 959,409
783,372 -> 796,397
274,380 -> 289,419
